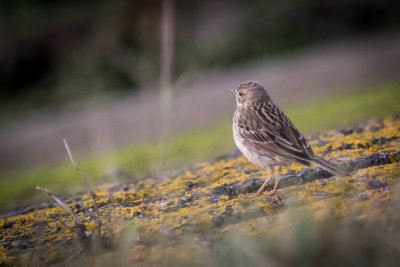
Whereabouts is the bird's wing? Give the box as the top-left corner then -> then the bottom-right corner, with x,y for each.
235,103 -> 314,164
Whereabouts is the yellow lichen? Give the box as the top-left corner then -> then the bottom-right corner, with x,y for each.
1,116 -> 399,265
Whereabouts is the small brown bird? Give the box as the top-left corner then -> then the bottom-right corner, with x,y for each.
229,81 -> 351,196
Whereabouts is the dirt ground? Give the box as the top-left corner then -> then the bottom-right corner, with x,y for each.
1,33 -> 400,174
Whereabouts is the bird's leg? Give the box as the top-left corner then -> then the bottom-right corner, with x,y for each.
248,165 -> 274,197
266,166 -> 281,195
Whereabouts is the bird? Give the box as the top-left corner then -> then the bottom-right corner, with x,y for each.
229,81 -> 352,197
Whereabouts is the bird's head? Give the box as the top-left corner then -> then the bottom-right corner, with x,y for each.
228,81 -> 271,107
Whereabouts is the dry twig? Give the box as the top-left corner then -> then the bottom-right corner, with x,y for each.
36,138 -> 115,261
63,138 -> 102,227
36,186 -> 89,240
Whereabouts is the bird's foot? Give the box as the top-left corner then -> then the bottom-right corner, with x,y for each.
263,189 -> 281,196
247,189 -> 280,198
247,192 -> 263,198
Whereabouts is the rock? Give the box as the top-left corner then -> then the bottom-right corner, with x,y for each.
349,179 -> 364,183
313,191 -> 333,201
357,143 -> 368,148
186,182 -> 198,190
49,227 -> 60,234
210,178 -> 266,201
72,203 -> 86,213
369,136 -> 398,145
315,140 -> 329,146
346,178 -> 388,190
0,240 -> 12,248
367,180 -> 388,190
2,221 -> 15,229
208,149 -> 400,201
339,128 -> 354,135
231,179 -> 264,196
339,142 -> 354,150
213,215 -> 225,227
357,192 -> 371,201
133,211 -> 143,218
370,125 -> 384,132
22,208 -> 35,214
1,115 -> 400,266
243,168 -> 259,174
121,201 -> 142,207
211,183 -> 233,197
369,137 -> 386,145
347,150 -> 400,170
213,205 -> 241,227
163,195 -> 198,212
12,242 -> 33,249
32,221 -> 47,228
178,195 -> 194,205
296,167 -> 332,182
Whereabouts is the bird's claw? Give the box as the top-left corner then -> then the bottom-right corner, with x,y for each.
247,189 -> 280,198
264,191 -> 276,196
247,192 -> 262,198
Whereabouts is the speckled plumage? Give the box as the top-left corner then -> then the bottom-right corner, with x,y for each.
231,81 -> 351,195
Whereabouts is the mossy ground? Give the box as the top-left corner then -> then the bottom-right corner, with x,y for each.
1,81 -> 399,211
1,115 -> 399,266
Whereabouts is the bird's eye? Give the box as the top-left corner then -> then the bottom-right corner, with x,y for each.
238,92 -> 243,96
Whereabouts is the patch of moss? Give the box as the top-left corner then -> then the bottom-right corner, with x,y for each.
1,81 -> 400,211
0,115 -> 399,266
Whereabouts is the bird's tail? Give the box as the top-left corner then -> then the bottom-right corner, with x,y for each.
313,156 -> 352,177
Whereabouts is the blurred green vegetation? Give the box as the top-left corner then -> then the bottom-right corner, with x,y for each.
0,81 -> 399,212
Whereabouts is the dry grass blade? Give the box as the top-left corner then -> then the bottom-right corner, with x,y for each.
63,139 -> 92,193
53,191 -> 87,208
63,138 -> 101,225
36,186 -> 88,239
34,139 -> 116,261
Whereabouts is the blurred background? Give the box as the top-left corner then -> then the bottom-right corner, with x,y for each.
0,0 -> 400,210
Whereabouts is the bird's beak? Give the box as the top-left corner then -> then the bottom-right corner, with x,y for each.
227,89 -> 235,94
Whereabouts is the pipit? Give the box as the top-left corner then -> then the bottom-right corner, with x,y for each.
229,81 -> 351,197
